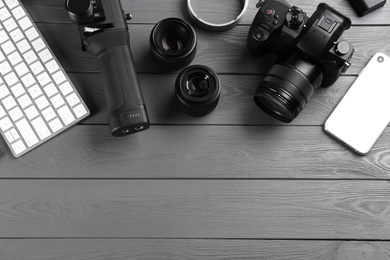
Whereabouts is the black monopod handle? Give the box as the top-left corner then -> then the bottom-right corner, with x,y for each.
85,30 -> 150,136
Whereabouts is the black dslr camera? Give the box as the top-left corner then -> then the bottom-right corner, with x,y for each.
65,0 -> 150,136
247,0 -> 354,123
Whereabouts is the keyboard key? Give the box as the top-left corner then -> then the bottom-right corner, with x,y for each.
21,73 -> 35,87
1,40 -> 16,54
16,39 -> 30,53
59,82 -> 73,96
17,93 -> 32,108
66,93 -> 80,107
0,60 -> 12,75
31,116 -> 51,140
15,118 -> 39,147
0,7 -> 11,20
57,105 -> 75,125
48,118 -> 63,133
38,48 -> 52,63
14,62 -> 29,76
11,83 -> 25,97
52,71 -> 66,84
11,139 -> 26,155
12,6 -> 26,20
25,27 -> 39,41
50,94 -> 65,108
4,71 -> 18,86
0,116 -> 12,131
45,59 -> 60,74
0,84 -> 10,98
4,130 -> 14,142
10,28 -> 23,43
30,60 -> 44,75
24,105 -> 39,120
23,49 -> 38,64
37,72 -> 51,86
8,106 -> 22,121
35,95 -> 49,110
43,83 -> 57,97
2,95 -> 17,110
5,0 -> 19,10
41,106 -> 55,121
0,29 -> 8,43
73,103 -> 88,118
27,84 -> 43,99
31,38 -> 45,52
0,105 -> 6,118
8,51 -> 22,65
3,17 -> 17,31
18,16 -> 32,30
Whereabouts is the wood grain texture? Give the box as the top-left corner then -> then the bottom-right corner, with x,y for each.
21,0 -> 390,25
2,1 -> 389,259
0,125 -> 389,179
68,72 -> 355,126
37,24 -> 390,75
0,239 -> 388,260
0,180 -> 389,239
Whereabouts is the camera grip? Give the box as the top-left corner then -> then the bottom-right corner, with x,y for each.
85,30 -> 150,136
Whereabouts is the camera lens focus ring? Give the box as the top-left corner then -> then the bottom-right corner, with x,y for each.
175,65 -> 221,117
150,18 -> 197,71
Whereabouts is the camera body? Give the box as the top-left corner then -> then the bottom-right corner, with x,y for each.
66,0 -> 150,136
247,0 -> 355,122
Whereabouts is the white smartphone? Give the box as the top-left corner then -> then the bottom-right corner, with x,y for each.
324,53 -> 390,155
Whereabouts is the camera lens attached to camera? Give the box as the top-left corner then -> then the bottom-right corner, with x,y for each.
150,18 -> 197,71
175,65 -> 221,117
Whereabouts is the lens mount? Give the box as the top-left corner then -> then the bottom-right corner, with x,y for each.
150,18 -> 197,71
175,65 -> 221,117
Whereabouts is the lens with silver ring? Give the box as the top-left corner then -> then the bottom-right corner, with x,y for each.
187,0 -> 249,31
150,18 -> 197,71
175,65 -> 221,117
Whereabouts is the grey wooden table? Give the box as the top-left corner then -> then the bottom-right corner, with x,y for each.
1,0 -> 390,259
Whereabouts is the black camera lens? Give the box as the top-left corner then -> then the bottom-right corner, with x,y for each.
150,18 -> 197,71
254,52 -> 323,123
175,65 -> 221,117
65,0 -> 93,24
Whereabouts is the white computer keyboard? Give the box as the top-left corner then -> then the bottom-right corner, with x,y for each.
0,0 -> 90,157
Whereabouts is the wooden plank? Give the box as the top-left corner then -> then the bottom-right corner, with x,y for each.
0,125 -> 389,178
0,180 -> 389,239
68,72 -> 364,127
21,0 -> 390,25
37,23 -> 389,75
0,239 -> 388,260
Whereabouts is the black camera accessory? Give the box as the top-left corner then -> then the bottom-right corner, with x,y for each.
247,0 -> 354,123
347,0 -> 386,16
187,0 -> 249,31
175,65 -> 221,117
150,18 -> 197,71
65,0 -> 150,137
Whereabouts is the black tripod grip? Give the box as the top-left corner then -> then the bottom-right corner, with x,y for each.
85,30 -> 150,136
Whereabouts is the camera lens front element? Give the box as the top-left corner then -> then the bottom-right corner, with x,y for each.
176,65 -> 221,117
150,18 -> 197,71
254,52 -> 323,123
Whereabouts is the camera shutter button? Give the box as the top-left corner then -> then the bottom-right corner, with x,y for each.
335,41 -> 350,55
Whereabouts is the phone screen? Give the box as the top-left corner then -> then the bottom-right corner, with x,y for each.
324,53 -> 390,155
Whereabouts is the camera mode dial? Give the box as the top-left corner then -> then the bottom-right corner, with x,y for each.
286,6 -> 305,29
